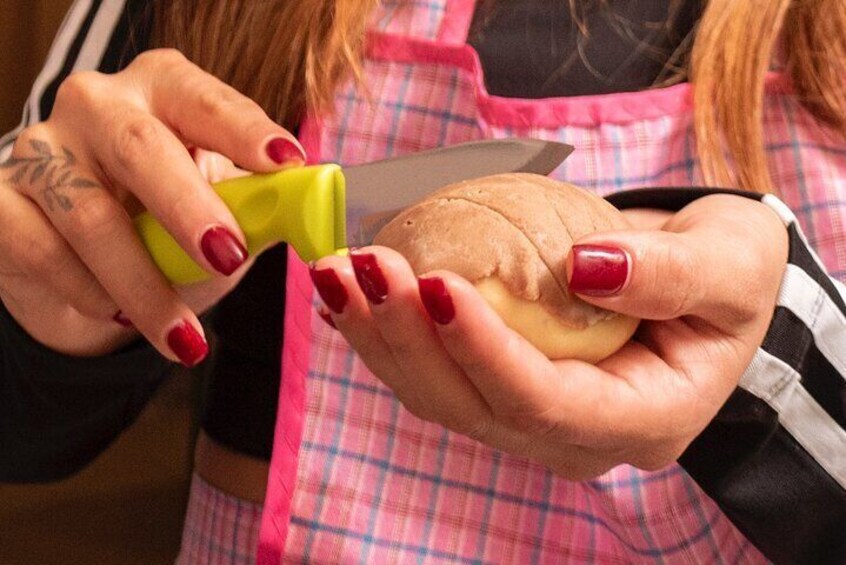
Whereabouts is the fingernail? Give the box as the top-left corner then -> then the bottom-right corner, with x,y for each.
419,277 -> 454,325
266,137 -> 305,165
309,267 -> 348,313
317,309 -> 337,329
113,311 -> 133,328
167,320 -> 209,368
351,253 -> 388,305
201,226 -> 248,276
568,244 -> 630,296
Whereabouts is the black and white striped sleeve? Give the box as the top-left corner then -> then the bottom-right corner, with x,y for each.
0,0 -> 148,158
608,188 -> 846,565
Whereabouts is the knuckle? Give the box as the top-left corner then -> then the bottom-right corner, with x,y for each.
113,117 -> 165,170
195,86 -> 250,119
131,48 -> 187,74
65,193 -> 123,239
22,235 -> 68,279
398,396 -> 436,423
738,238 -> 774,291
55,71 -> 105,112
383,337 -> 420,367
11,124 -> 49,157
745,245 -> 770,280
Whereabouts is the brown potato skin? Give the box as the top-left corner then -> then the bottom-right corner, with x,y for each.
375,173 -> 639,362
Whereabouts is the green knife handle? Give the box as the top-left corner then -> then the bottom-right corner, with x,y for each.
134,164 -> 347,285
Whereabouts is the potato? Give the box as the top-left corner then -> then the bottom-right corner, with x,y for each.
374,173 -> 639,362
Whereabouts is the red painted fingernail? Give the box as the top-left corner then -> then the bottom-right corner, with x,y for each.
351,253 -> 388,305
419,277 -> 454,325
318,309 -> 337,329
113,311 -> 133,328
568,245 -> 630,296
309,267 -> 348,313
266,137 -> 305,165
167,321 -> 209,368
201,226 -> 248,276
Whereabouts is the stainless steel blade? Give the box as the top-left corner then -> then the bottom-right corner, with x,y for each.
344,138 -> 573,248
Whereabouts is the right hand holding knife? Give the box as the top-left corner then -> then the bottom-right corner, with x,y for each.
0,49 -> 303,366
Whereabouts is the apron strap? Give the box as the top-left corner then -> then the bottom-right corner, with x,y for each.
369,0 -> 477,45
437,0 -> 477,44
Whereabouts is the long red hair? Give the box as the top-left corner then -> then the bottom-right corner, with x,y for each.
154,0 -> 846,192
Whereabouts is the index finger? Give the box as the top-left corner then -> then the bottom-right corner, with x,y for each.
83,108 -> 250,278
132,50 -> 305,171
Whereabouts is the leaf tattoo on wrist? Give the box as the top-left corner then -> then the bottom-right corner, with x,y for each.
1,139 -> 100,211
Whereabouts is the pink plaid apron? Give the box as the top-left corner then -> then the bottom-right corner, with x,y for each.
258,1 -> 846,562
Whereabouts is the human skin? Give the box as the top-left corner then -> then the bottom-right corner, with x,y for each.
312,195 -> 789,478
0,49 -> 307,500
0,49 -> 304,366
0,48 -> 788,489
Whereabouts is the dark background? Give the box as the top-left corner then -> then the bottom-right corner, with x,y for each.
1,3 -> 196,563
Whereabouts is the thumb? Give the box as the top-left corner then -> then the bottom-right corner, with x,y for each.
565,230 -> 726,321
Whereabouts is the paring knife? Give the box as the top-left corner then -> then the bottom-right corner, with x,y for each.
135,138 -> 573,284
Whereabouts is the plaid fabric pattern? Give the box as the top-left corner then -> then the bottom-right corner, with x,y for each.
177,474 -> 263,565
266,2 -> 846,563
372,0 -> 449,41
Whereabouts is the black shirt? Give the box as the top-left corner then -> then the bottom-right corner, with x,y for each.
468,0 -> 702,97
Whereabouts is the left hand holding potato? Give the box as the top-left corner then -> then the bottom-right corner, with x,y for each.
310,194 -> 788,479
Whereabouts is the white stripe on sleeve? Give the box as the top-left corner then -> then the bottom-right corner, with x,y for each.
740,349 -> 846,490
763,193 -> 846,303
761,193 -> 796,227
778,264 -> 846,382
74,0 -> 128,72
25,0 -> 95,127
834,278 -> 846,306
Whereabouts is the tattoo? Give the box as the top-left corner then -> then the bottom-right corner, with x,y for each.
1,139 -> 99,211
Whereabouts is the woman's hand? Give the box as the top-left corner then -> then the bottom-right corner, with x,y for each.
310,194 -> 788,479
0,49 -> 304,365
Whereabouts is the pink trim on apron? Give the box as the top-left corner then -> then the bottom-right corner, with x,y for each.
256,253 -> 312,565
365,32 -> 791,129
256,112 -> 335,562
436,0 -> 476,44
